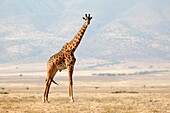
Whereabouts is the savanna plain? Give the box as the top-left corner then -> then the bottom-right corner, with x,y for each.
0,62 -> 170,113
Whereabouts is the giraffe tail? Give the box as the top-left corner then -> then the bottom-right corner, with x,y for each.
51,78 -> 58,85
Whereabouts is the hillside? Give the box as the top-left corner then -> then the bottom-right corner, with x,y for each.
0,0 -> 170,65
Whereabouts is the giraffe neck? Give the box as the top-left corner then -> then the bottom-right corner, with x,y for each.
67,23 -> 88,52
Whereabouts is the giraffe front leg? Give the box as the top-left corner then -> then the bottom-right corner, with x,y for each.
68,66 -> 74,102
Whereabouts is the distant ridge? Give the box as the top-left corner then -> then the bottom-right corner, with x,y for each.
0,0 -> 170,64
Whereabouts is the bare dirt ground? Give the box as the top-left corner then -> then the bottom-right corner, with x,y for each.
0,71 -> 170,113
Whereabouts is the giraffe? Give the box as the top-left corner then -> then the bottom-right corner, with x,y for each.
43,14 -> 92,103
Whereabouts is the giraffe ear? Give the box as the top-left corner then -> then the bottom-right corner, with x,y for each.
82,17 -> 86,20
90,17 -> 92,20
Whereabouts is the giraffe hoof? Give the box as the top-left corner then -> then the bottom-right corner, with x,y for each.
70,99 -> 74,102
42,98 -> 45,103
46,101 -> 50,103
44,100 -> 50,103
42,98 -> 50,103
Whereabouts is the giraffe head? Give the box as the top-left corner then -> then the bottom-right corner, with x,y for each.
83,14 -> 92,26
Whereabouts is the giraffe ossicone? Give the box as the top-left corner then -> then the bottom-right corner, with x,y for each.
43,14 -> 92,103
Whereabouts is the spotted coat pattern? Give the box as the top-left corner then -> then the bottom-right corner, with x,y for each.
43,14 -> 92,103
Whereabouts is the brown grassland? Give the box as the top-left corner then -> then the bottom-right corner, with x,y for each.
0,62 -> 170,113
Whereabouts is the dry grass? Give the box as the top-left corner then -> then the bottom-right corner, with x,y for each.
0,65 -> 170,113
0,92 -> 169,113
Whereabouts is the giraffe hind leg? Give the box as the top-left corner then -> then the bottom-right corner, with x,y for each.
43,78 -> 50,103
43,77 -> 53,103
45,79 -> 52,103
43,78 -> 56,103
43,68 -> 58,103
